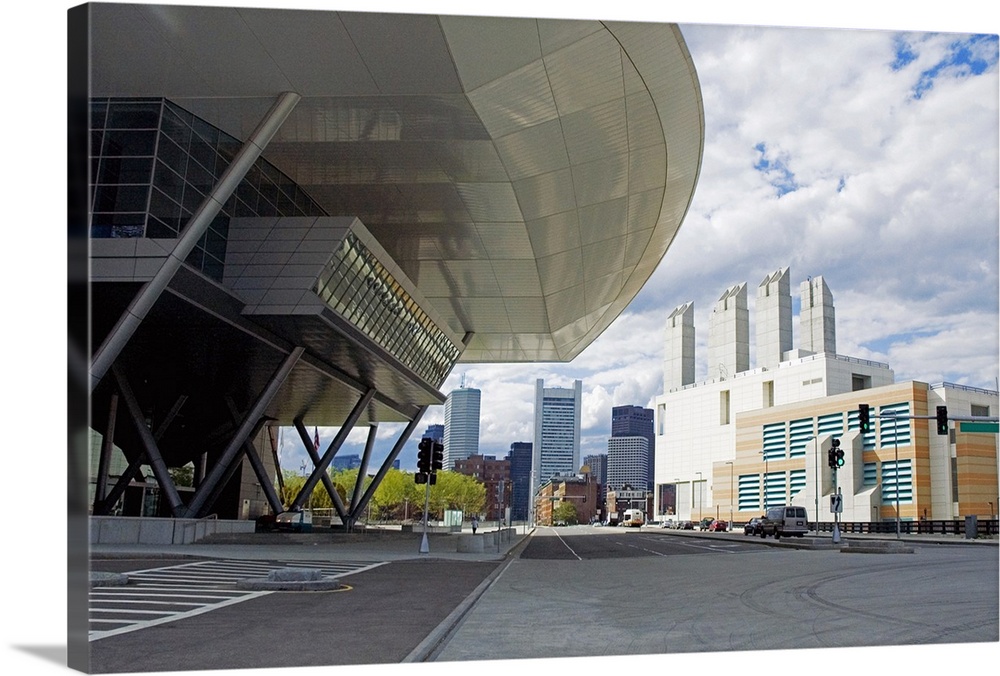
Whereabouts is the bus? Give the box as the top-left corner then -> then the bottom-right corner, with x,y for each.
621,508 -> 645,527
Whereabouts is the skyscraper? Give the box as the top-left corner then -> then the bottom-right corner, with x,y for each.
582,453 -> 608,489
443,386 -> 481,469
606,436 -> 649,493
611,405 -> 655,490
508,442 -> 533,522
532,379 -> 582,494
422,424 -> 444,444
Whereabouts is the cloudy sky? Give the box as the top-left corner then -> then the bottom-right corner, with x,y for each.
269,3 -> 999,474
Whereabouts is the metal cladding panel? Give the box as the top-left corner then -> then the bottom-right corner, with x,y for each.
88,6 -> 704,364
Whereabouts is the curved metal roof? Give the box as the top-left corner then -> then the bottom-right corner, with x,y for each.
90,4 -> 704,363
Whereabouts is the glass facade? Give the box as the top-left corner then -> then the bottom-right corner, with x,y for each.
316,232 -> 462,386
90,98 -> 325,281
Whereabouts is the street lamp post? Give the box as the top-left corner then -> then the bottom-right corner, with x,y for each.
725,461 -> 734,526
695,471 -> 702,522
759,450 -> 768,511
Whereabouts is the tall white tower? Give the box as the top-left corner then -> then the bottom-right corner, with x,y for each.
443,385 -> 481,469
756,268 -> 792,369
664,302 -> 695,392
800,276 -> 836,355
708,283 -> 749,379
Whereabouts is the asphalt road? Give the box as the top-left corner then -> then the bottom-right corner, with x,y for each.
85,527 -> 999,672
88,557 -> 501,673
434,527 -> 1000,662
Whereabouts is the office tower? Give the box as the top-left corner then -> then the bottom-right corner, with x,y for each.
444,386 -> 481,469
607,436 -> 649,493
422,424 -> 444,444
532,379 -> 582,494
508,442 -> 533,522
611,405 -> 655,490
582,453 -> 608,489
756,268 -> 792,369
664,302 -> 695,392
708,282 -> 750,379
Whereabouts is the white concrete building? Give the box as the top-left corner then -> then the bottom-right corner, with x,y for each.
653,269 -> 998,525
654,269 -> 894,520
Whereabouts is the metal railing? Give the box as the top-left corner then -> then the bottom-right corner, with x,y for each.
810,519 -> 998,538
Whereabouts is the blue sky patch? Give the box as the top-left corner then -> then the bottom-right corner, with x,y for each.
909,33 -> 998,99
753,142 -> 799,197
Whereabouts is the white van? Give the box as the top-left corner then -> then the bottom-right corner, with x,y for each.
760,505 -> 809,539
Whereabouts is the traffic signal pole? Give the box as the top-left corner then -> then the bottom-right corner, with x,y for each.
419,478 -> 431,554
857,403 -> 998,538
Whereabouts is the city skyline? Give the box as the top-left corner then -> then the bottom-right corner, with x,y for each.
259,6 -> 998,477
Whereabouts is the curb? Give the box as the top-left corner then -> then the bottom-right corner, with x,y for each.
402,530 -> 534,663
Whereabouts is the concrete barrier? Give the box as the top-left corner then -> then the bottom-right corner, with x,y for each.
456,534 -> 485,553
89,516 -> 255,545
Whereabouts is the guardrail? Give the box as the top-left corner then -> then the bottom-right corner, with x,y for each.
810,519 -> 998,537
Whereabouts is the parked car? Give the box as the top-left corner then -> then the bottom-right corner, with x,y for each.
697,517 -> 714,531
679,520 -> 694,530
661,519 -> 675,529
744,517 -> 764,536
708,519 -> 728,532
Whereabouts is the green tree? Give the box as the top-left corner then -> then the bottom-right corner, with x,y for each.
553,501 -> 578,525
280,470 -> 335,510
423,471 -> 485,520
169,463 -> 194,487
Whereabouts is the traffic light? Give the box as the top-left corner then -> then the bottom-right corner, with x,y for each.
858,404 -> 870,433
829,437 -> 844,468
415,471 -> 428,485
936,406 -> 949,436
431,441 -> 444,472
417,437 -> 431,474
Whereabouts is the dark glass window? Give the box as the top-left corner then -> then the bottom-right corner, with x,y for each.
102,129 -> 157,156
106,100 -> 162,129
94,184 -> 150,212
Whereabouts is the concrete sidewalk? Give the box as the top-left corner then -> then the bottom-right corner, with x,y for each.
89,526 -> 532,562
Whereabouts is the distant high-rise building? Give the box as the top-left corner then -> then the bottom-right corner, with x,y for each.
508,442 -> 532,522
332,454 -> 362,471
422,424 -> 444,443
607,436 -> 649,493
612,405 -> 654,490
444,386 -> 481,469
582,453 -> 607,488
532,379 -> 582,495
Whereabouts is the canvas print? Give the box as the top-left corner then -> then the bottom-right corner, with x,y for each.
61,2 -> 998,675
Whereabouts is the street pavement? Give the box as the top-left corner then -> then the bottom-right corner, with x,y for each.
83,525 -> 998,674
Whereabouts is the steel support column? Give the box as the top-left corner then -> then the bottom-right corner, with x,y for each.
197,417 -> 270,518
112,365 -> 187,517
89,91 -> 302,393
94,450 -> 146,516
186,346 -> 304,517
350,424 -> 378,514
93,393 -> 118,512
292,418 -> 347,518
290,388 -> 376,514
349,407 -> 428,526
225,398 -> 284,516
